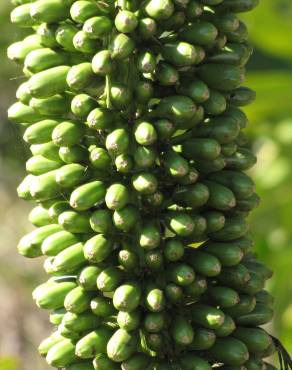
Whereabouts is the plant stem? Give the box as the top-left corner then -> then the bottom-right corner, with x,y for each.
106,74 -> 112,110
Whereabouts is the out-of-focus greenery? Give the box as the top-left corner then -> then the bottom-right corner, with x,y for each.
241,0 -> 292,355
0,1 -> 291,369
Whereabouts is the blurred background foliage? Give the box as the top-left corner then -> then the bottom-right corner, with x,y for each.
0,0 -> 291,369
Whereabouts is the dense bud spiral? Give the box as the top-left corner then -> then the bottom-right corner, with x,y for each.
9,0 -> 288,369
